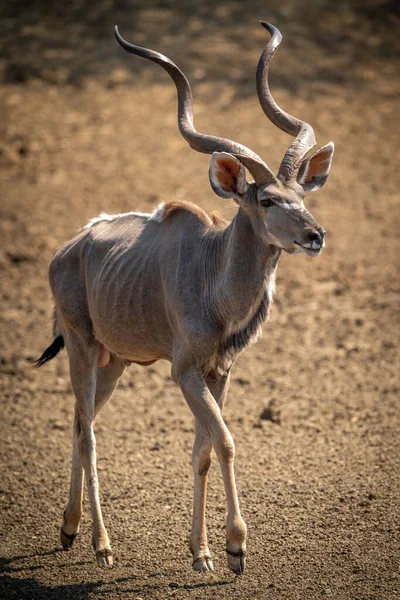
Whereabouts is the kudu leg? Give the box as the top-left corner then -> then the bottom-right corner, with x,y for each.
190,422 -> 213,571
62,336 -> 125,567
190,373 -> 231,572
60,405 -> 85,550
61,355 -> 126,556
178,368 -> 247,575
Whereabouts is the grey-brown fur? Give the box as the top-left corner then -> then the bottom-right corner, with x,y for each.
45,183 -> 329,574
37,22 -> 335,575
50,202 -> 281,376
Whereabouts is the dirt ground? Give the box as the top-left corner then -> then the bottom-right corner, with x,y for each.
1,1 -> 399,599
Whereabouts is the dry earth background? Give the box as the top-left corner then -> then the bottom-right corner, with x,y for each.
0,1 -> 399,598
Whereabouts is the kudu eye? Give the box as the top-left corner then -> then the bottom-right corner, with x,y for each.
260,197 -> 274,209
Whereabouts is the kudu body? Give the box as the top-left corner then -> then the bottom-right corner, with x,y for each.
36,23 -> 334,575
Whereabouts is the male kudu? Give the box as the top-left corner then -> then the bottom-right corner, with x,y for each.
35,22 -> 334,575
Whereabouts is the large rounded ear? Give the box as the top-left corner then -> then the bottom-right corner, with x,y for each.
209,152 -> 249,202
297,142 -> 334,192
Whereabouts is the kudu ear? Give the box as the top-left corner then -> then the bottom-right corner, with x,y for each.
209,152 -> 249,203
297,142 -> 334,192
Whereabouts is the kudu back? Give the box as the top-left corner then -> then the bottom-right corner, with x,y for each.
35,22 -> 334,575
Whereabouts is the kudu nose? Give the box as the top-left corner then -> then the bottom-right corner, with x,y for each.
307,230 -> 325,249
307,231 -> 324,243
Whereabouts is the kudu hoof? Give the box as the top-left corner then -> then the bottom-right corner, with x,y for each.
192,555 -> 214,572
226,547 -> 246,575
60,527 -> 78,551
96,548 -> 114,567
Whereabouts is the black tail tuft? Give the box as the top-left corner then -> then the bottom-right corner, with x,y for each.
33,335 -> 65,368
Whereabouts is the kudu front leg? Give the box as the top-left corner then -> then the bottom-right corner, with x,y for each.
190,422 -> 213,572
178,368 -> 247,575
190,373 -> 231,573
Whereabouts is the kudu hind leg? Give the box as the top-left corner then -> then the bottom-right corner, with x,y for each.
61,405 -> 84,550
61,355 -> 125,557
190,373 -> 231,572
63,337 -> 124,567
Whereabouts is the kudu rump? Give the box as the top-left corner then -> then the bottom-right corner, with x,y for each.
36,22 -> 334,574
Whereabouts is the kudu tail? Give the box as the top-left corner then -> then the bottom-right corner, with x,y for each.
33,335 -> 65,368
33,308 -> 65,368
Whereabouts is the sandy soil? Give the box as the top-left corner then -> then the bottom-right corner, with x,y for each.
1,1 -> 399,598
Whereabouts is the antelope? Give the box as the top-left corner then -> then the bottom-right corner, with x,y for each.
35,22 -> 334,575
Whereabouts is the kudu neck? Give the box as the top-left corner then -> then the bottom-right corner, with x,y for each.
207,207 -> 281,326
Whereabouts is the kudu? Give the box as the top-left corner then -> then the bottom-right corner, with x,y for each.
35,22 -> 334,575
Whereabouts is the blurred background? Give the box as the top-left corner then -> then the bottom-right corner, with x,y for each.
1,1 -> 399,599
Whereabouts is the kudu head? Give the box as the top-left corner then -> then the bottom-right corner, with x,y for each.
115,22 -> 334,257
